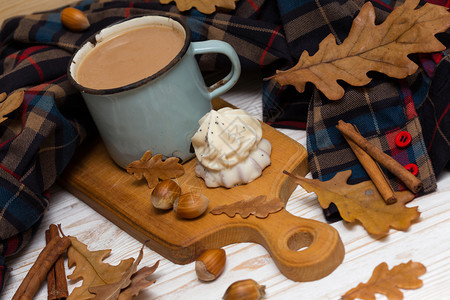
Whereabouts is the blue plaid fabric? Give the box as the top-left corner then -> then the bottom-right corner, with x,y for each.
1,0 -> 448,292
293,1 -> 447,220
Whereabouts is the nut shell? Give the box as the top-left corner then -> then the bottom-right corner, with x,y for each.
61,7 -> 90,32
173,192 -> 209,219
151,179 -> 181,210
195,248 -> 226,281
222,279 -> 266,300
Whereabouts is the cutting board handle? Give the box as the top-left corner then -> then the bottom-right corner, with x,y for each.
257,210 -> 345,282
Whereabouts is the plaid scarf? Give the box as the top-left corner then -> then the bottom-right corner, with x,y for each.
1,0 -> 448,292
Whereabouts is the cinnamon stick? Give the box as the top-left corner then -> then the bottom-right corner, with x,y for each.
46,224 -> 68,300
12,232 -> 71,300
343,124 -> 397,204
336,120 -> 423,194
45,230 -> 56,299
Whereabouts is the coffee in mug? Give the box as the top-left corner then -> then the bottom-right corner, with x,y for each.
68,15 -> 241,169
76,25 -> 185,90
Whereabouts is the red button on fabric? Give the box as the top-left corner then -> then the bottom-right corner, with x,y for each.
395,131 -> 412,148
405,163 -> 419,176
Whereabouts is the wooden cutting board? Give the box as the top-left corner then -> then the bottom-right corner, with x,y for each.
59,99 -> 344,282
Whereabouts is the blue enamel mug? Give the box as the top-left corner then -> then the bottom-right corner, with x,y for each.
68,15 -> 241,169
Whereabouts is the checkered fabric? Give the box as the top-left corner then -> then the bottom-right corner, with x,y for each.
300,2 -> 449,220
0,0 -> 448,292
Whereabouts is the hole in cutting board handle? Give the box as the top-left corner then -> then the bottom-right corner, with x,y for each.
287,231 -> 314,252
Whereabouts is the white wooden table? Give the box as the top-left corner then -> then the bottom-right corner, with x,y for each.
1,3 -> 450,299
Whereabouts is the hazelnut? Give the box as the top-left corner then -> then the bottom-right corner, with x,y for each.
151,180 -> 181,210
60,7 -> 90,32
222,279 -> 266,300
195,249 -> 226,281
173,192 -> 209,219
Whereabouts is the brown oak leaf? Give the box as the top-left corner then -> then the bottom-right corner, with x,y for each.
285,170 -> 419,235
343,261 -> 426,300
210,195 -> 284,218
88,246 -> 143,300
159,0 -> 238,14
126,151 -> 185,189
0,91 -> 24,123
118,261 -> 160,300
67,236 -> 134,300
271,0 -> 450,100
89,246 -> 159,300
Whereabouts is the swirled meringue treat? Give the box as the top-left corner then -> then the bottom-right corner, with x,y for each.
191,107 -> 272,188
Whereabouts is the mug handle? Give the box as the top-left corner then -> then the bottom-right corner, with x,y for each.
191,40 -> 241,99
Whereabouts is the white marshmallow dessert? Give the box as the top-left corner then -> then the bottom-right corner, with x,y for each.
191,107 -> 272,188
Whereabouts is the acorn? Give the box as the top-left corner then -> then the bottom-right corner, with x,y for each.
195,249 -> 226,282
222,279 -> 266,300
151,179 -> 181,210
60,7 -> 90,32
173,192 -> 209,219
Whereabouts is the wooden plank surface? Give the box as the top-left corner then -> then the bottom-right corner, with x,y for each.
3,81 -> 450,299
2,2 -> 450,299
0,0 -> 67,25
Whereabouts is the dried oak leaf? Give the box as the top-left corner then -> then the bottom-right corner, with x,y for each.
89,246 -> 159,300
0,91 -> 23,123
118,261 -> 160,300
343,260 -> 426,300
210,195 -> 284,218
126,151 -> 185,189
272,0 -> 450,100
285,170 -> 419,235
66,236 -> 134,300
160,0 -> 238,14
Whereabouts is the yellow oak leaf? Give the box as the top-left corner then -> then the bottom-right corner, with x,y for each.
272,0 -> 450,100
285,170 -> 419,235
160,0 -> 238,14
66,236 -> 134,300
0,91 -> 24,123
126,151 -> 185,189
343,261 -> 426,300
